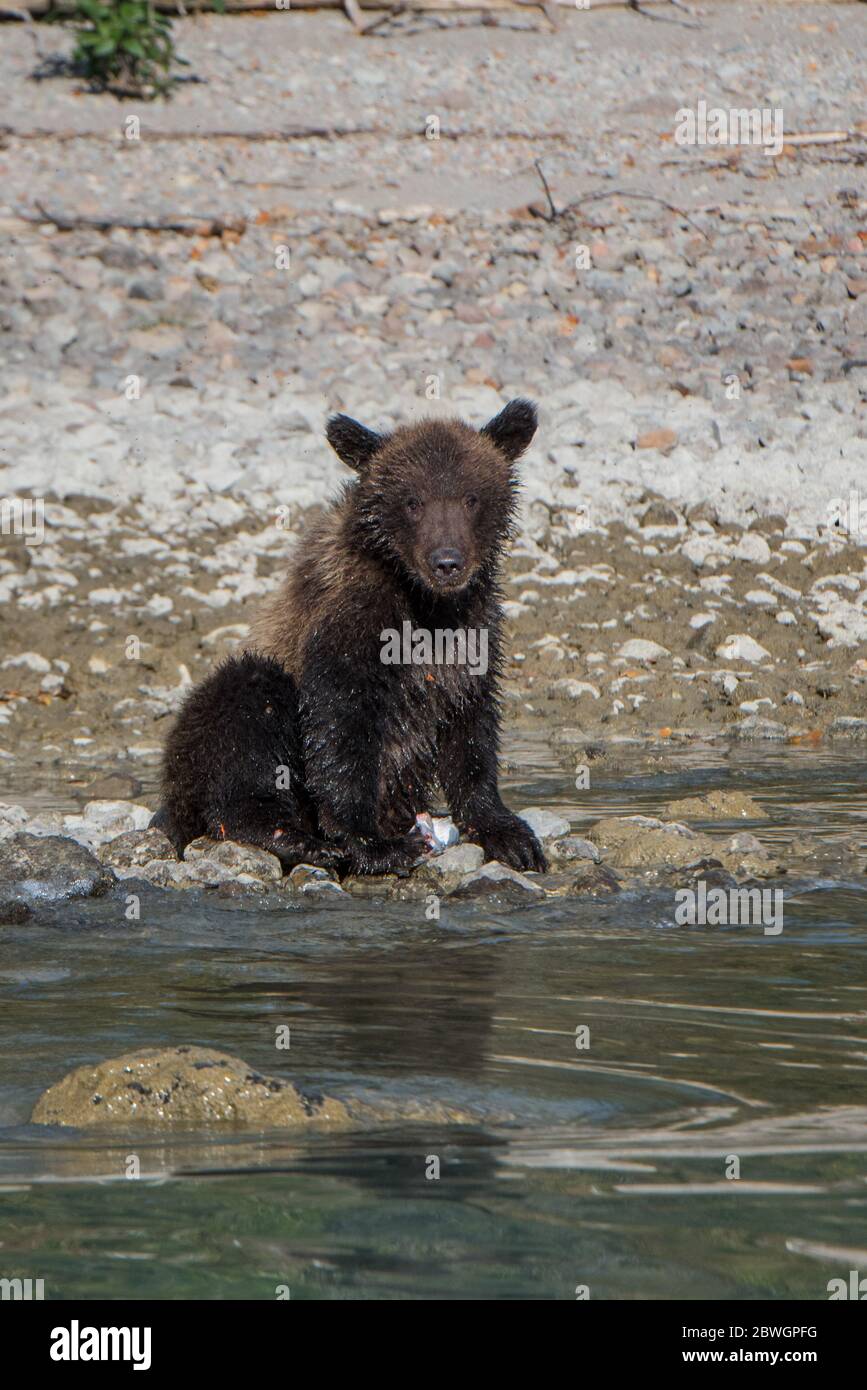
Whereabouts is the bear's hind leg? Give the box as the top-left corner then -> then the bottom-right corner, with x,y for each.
210,795 -> 347,873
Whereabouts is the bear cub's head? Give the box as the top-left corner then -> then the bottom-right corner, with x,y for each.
326,399 -> 537,596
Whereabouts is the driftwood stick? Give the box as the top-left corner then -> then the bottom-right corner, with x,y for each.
25,203 -> 248,236
783,131 -> 864,148
342,0 -> 370,29
0,0 -> 746,13
2,122 -> 569,142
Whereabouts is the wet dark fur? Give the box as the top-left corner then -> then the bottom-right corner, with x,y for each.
156,400 -> 546,876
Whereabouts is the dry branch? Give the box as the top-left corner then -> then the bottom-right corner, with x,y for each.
22,203 -> 247,235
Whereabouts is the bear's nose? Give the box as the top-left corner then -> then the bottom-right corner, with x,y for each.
430,548 -> 464,578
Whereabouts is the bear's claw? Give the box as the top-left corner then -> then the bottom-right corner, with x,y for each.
471,816 -> 547,874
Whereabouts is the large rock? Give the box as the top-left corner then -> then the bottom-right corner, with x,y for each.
184,837 -> 282,882
0,834 -> 115,903
588,815 -> 717,870
32,1046 -> 352,1130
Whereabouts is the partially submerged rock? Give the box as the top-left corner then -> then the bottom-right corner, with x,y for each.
0,833 -> 115,903
0,898 -> 33,925
663,790 -> 765,821
727,715 -> 788,741
31,1046 -> 353,1131
589,815 -> 717,870
829,717 -> 867,740
449,860 -> 545,905
547,835 -> 601,866
568,863 -> 621,896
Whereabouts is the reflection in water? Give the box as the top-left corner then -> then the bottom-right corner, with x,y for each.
0,745 -> 865,1298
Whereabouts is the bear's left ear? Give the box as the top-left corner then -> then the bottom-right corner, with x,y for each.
326,414 -> 386,472
480,398 -> 538,461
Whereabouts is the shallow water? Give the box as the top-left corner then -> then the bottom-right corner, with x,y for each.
1,743 -> 866,1300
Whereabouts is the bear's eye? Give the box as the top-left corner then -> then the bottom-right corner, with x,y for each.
464,493 -> 479,510
405,497 -> 421,516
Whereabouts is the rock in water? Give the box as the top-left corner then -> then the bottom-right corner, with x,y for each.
588,815 -> 717,870
0,899 -> 33,925
518,807 -> 571,842
449,861 -> 545,905
0,834 -> 115,903
31,1046 -> 352,1130
663,790 -> 764,821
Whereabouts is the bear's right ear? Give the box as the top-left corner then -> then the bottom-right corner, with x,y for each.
326,414 -> 385,472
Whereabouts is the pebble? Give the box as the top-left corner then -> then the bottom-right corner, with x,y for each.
715,635 -> 772,663
618,639 -> 670,662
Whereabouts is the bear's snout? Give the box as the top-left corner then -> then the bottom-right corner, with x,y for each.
429,547 -> 465,581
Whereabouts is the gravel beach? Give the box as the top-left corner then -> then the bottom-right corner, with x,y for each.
1,0 -> 865,798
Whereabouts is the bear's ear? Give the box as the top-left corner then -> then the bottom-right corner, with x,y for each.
480,398 -> 538,461
326,414 -> 385,472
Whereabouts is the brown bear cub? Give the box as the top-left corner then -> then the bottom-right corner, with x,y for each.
155,399 -> 546,877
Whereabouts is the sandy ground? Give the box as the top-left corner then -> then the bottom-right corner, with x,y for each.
0,1 -> 865,786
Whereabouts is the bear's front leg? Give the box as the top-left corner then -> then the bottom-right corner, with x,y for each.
437,693 -> 547,874
297,644 -> 427,876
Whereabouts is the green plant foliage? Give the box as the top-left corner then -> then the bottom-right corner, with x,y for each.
48,0 -> 190,97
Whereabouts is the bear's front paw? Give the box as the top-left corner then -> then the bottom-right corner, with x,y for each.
471,816 -> 547,874
344,828 -> 427,877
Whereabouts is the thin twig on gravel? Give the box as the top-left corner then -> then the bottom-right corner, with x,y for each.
627,0 -> 700,28
565,188 -> 710,241
533,159 -> 558,221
